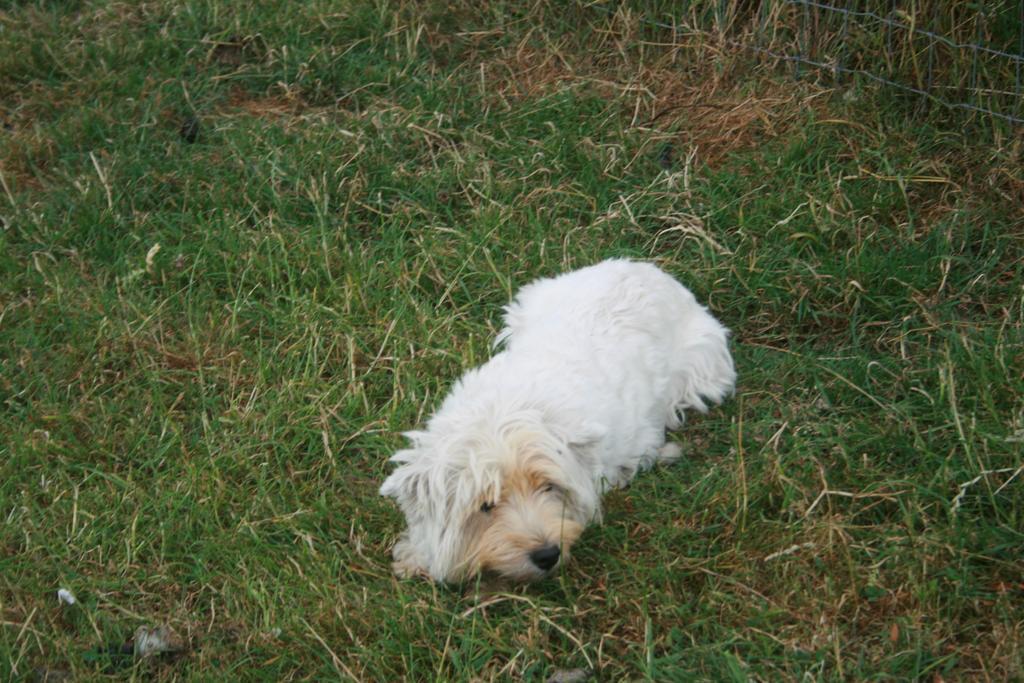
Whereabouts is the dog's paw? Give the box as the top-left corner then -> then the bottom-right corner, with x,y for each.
392,558 -> 430,579
391,537 -> 430,579
657,442 -> 682,462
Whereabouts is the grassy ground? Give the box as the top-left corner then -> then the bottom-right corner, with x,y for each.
2,1 -> 1022,680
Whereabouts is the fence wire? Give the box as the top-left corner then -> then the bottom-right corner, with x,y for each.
605,0 -> 1024,125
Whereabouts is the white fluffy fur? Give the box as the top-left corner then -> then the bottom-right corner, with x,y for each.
380,259 -> 736,582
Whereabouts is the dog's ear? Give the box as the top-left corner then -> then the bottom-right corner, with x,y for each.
379,449 -> 429,509
380,432 -> 431,503
380,448 -> 437,579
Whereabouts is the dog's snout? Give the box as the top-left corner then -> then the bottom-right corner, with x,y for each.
529,544 -> 561,571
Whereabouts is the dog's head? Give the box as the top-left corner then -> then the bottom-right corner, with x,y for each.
380,411 -> 603,582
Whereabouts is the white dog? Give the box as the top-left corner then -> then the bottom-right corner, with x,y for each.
380,259 -> 735,582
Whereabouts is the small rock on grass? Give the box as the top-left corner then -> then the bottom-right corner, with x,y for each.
546,668 -> 593,683
81,624 -> 187,672
32,668 -> 71,682
134,625 -> 186,658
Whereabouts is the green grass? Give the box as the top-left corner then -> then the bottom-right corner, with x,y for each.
2,1 -> 1022,680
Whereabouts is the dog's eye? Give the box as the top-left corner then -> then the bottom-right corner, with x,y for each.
542,483 -> 562,495
480,501 -> 495,513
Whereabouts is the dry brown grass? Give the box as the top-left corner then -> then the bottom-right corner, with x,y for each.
224,86 -> 308,120
476,23 -> 831,168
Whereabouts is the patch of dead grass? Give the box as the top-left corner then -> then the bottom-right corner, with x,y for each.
224,86 -> 307,120
485,45 -> 579,101
635,64 -> 827,166
480,39 -> 829,169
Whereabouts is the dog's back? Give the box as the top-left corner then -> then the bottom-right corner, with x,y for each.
496,258 -> 735,467
499,259 -> 733,416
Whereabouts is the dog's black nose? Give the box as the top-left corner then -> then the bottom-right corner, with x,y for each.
529,545 -> 561,571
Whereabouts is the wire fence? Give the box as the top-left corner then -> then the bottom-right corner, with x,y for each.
610,0 -> 1024,126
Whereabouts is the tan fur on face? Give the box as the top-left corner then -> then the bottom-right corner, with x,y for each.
457,452 -> 584,582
